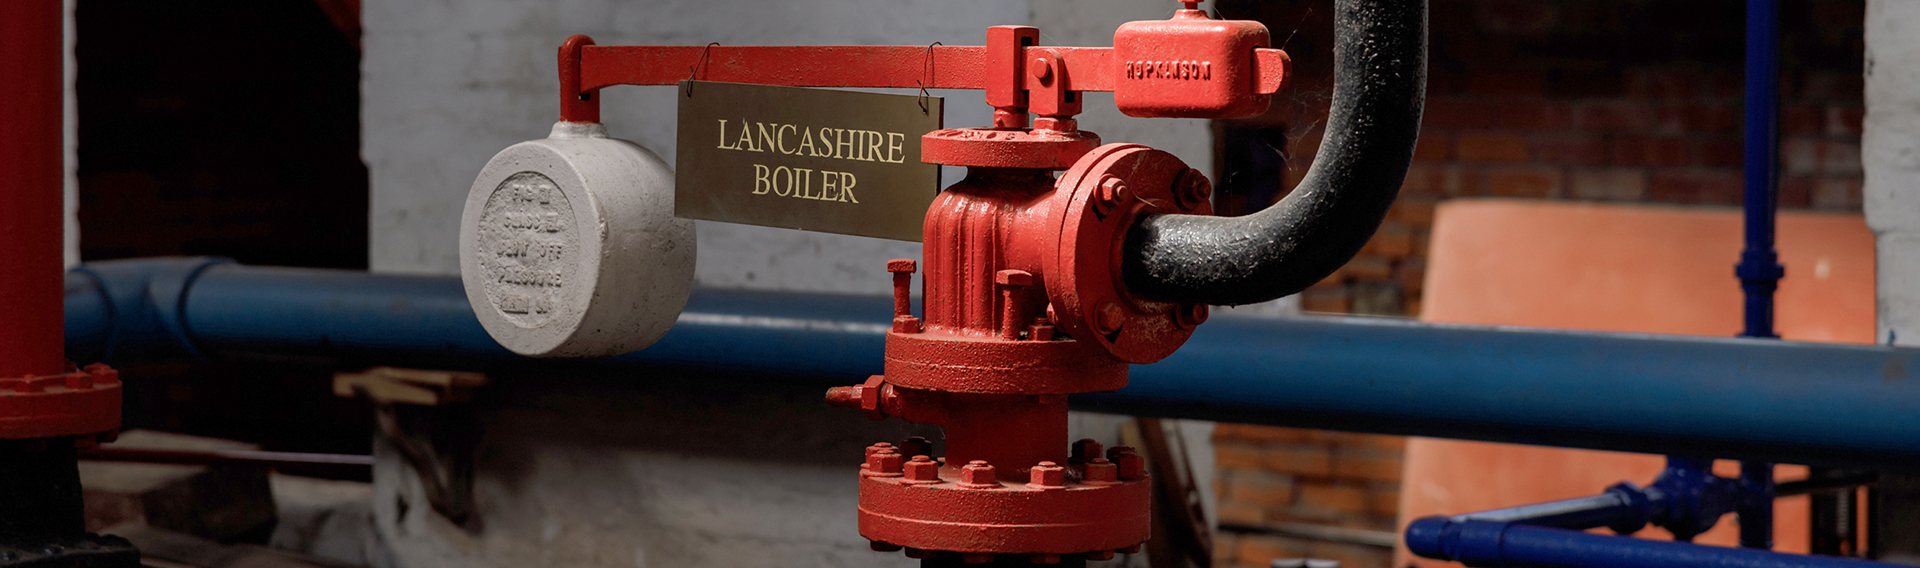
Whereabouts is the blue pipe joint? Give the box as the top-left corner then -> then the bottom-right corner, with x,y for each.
65,256 -> 233,364
1648,458 -> 1739,542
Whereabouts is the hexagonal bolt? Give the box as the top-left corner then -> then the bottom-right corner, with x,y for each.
887,259 -> 917,319
1029,461 -> 1067,489
1095,176 -> 1131,215
1108,446 -> 1146,481
870,540 -> 903,552
1031,553 -> 1062,564
959,460 -> 1000,487
900,436 -> 934,458
866,448 -> 904,477
996,269 -> 1033,341
1083,458 -> 1118,483
963,553 -> 996,564
1174,168 -> 1212,210
904,548 -> 936,560
892,315 -> 922,334
904,455 -> 941,482
1029,57 -> 1053,81
1095,298 -> 1127,335
1174,303 -> 1209,329
1070,438 -> 1104,463
1087,550 -> 1116,561
864,442 -> 896,459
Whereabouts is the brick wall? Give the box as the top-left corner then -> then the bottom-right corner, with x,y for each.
1207,2 -> 1863,567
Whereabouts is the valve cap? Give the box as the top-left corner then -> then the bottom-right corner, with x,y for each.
460,122 -> 695,358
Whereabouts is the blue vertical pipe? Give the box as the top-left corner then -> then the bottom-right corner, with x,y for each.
1737,0 -> 1785,551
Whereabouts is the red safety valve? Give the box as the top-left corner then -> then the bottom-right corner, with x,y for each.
1113,2 -> 1272,118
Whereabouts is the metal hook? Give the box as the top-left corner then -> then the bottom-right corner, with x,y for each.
685,42 -> 720,98
917,41 -> 943,114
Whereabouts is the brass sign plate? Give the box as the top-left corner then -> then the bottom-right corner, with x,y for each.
674,80 -> 943,242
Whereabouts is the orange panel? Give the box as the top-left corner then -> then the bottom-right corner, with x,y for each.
1393,199 -> 1875,567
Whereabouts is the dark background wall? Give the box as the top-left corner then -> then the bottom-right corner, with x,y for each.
76,0 -> 366,269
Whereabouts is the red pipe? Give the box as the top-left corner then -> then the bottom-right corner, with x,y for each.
0,0 -> 67,378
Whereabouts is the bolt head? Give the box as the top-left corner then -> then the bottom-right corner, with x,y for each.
995,269 -> 1033,287
1095,299 -> 1126,335
1175,303 -> 1209,329
892,315 -> 922,334
905,548 -> 936,560
1176,168 -> 1212,209
1084,458 -> 1118,483
1087,550 -> 1116,561
1030,57 -> 1053,81
904,456 -> 941,482
1029,461 -> 1067,489
960,460 -> 999,487
865,442 -> 895,459
1071,439 -> 1105,462
887,259 -> 917,273
1098,176 -> 1130,207
1109,447 -> 1147,481
870,540 -> 903,552
866,449 -> 904,477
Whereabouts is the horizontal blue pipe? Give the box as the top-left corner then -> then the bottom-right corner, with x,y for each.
64,258 -> 1920,469
1405,518 -> 1888,568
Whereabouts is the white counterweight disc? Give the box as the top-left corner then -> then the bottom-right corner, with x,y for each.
460,122 -> 695,357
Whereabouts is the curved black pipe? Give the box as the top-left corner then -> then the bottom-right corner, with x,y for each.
1123,0 -> 1427,305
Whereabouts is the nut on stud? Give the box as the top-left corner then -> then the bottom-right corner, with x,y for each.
1070,438 -> 1104,464
865,447 -> 903,477
1174,303 -> 1209,329
870,540 -> 903,552
905,548 -> 936,560
904,455 -> 941,484
959,460 -> 1000,488
1108,446 -> 1147,481
1087,550 -> 1116,561
1083,457 -> 1118,484
1028,461 -> 1066,489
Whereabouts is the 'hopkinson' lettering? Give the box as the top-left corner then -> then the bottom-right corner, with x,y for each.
1125,60 -> 1212,81
715,119 -> 908,164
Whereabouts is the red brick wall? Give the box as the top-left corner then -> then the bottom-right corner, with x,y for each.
1208,2 -> 1863,567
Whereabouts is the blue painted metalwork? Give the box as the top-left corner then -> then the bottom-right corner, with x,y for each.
1736,0 -> 1786,548
64,258 -> 1920,470
1405,518 -> 1889,568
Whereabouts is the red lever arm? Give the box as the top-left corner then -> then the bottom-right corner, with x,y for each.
558,35 -> 1288,123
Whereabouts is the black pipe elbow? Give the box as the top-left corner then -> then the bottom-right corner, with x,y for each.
1122,0 -> 1427,306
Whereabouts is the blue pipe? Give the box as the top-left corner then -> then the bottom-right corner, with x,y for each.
1737,0 -> 1786,548
1405,518 -> 1889,568
62,258 -> 1920,470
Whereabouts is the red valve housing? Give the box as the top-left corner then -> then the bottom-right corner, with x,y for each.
1113,8 -> 1272,118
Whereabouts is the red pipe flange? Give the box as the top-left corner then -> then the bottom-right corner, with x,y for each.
0,363 -> 124,441
1044,144 -> 1212,364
